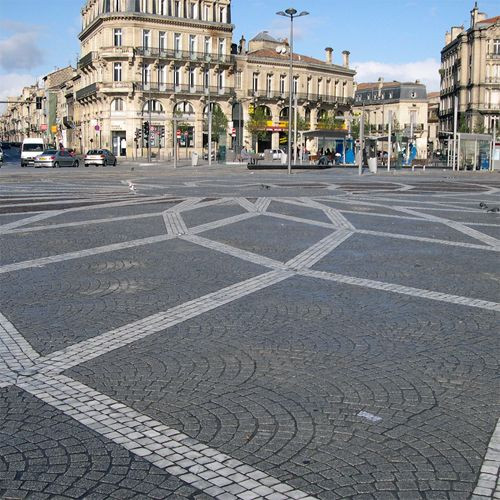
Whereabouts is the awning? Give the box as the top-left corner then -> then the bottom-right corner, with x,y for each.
302,129 -> 349,139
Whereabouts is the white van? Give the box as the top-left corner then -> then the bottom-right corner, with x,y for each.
21,138 -> 45,167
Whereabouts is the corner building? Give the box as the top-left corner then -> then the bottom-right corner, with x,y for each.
77,0 -> 355,158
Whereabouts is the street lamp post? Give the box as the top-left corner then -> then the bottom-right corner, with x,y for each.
277,8 -> 309,175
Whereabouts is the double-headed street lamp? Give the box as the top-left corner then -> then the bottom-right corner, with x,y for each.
277,8 -> 309,175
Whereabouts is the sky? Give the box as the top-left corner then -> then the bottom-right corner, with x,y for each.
0,0 -> 499,109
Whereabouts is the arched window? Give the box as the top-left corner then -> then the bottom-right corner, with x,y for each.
174,101 -> 194,118
279,107 -> 289,120
143,100 -> 164,113
111,98 -> 124,111
255,105 -> 271,117
203,102 -> 222,117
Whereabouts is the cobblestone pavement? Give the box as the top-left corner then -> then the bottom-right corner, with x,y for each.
0,166 -> 499,499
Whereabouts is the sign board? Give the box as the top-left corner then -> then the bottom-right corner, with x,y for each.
94,125 -> 100,131
50,125 -> 57,133
40,124 -> 48,132
231,128 -> 236,137
176,129 -> 181,138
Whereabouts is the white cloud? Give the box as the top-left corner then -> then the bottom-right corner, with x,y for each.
0,73 -> 39,112
352,58 -> 441,91
0,32 -> 44,71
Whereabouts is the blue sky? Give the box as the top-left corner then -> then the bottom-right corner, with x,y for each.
0,0 -> 498,106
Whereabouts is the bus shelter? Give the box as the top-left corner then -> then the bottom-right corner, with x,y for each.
301,130 -> 353,164
456,133 -> 493,170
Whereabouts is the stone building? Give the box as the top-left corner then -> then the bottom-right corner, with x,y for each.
427,91 -> 440,154
1,0 -> 356,156
439,3 -> 499,134
354,79 -> 429,158
75,0 -> 355,157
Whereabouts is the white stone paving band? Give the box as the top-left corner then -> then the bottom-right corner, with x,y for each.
472,418 -> 500,499
300,269 -> 500,312
18,373 -> 317,500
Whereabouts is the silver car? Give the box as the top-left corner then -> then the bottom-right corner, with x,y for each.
0,146 -> 3,164
34,150 -> 80,168
84,149 -> 117,167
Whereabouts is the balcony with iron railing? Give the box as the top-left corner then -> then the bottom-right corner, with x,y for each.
78,52 -> 97,69
75,82 -> 98,100
136,47 -> 233,65
135,82 -> 234,96
486,53 -> 500,60
247,89 -> 351,105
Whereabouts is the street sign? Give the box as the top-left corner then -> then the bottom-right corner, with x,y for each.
40,124 -> 48,131
51,125 -> 57,133
95,125 -> 100,131
231,128 -> 236,137
176,130 -> 181,138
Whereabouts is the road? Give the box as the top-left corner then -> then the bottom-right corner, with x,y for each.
0,166 -> 499,499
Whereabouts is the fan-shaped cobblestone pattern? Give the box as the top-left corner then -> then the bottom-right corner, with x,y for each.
68,276 -> 499,499
267,201 -> 333,224
312,233 -> 500,303
203,216 -> 333,263
0,217 -> 168,265
181,203 -> 248,228
0,239 -> 265,355
0,386 -> 204,499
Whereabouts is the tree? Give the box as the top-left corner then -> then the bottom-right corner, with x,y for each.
246,107 -> 270,151
204,104 -> 228,144
473,118 -> 485,134
458,115 -> 469,133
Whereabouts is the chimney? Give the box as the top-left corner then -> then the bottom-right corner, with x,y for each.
325,47 -> 333,64
445,31 -> 451,45
477,12 -> 487,22
415,79 -> 421,84
342,50 -> 350,68
451,26 -> 463,41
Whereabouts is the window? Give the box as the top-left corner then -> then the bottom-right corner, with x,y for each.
159,0 -> 166,15
158,65 -> 166,90
217,70 -> 224,93
174,33 -> 181,55
220,6 -> 226,22
174,65 -> 181,89
143,30 -> 151,50
111,98 -> 124,111
280,75 -> 286,95
159,32 -> 166,51
293,76 -> 299,95
218,38 -> 225,56
252,73 -> 259,93
113,28 -> 122,47
203,68 -> 209,90
235,71 -> 242,90
266,74 -> 272,97
114,0 -> 120,11
189,35 -> 196,56
143,64 -> 151,88
189,67 -> 195,90
190,2 -> 197,18
204,4 -> 209,21
175,0 -> 180,16
306,79 -> 311,97
113,62 -> 122,81
204,36 -> 210,55
493,39 -> 500,55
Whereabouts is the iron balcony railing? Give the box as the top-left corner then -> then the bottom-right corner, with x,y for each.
75,82 -> 97,100
247,90 -> 351,104
78,52 -> 97,68
135,82 -> 234,96
136,47 -> 233,64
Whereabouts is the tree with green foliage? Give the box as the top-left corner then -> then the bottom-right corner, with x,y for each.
473,118 -> 485,134
458,115 -> 469,133
204,104 -> 228,145
246,107 -> 270,151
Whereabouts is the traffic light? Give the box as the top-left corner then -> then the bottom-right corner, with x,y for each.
160,127 -> 165,139
36,97 -> 43,110
135,128 -> 142,142
143,121 -> 150,138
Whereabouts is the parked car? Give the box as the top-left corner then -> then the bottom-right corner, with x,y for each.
34,149 -> 80,168
1,142 -> 10,150
271,149 -> 286,160
84,149 -> 117,167
0,146 -> 3,164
